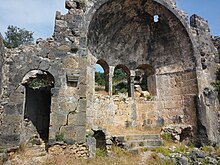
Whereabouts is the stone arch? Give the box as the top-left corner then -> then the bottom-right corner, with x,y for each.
115,64 -> 130,76
97,59 -> 109,74
21,70 -> 55,143
113,64 -> 131,96
85,0 -> 200,132
86,0 -> 199,72
95,59 -> 110,93
85,0 -> 199,55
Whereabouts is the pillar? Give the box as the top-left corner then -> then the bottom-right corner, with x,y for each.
108,66 -> 114,96
128,70 -> 135,98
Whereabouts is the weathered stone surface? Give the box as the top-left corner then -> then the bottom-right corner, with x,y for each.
0,0 -> 219,159
161,124 -> 193,142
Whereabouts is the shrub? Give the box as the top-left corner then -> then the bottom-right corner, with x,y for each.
175,144 -> 187,154
161,133 -> 172,142
147,153 -> 175,165
155,146 -> 171,157
55,132 -> 64,141
139,142 -> 144,146
96,148 -> 107,157
111,145 -> 125,156
202,146 -> 213,154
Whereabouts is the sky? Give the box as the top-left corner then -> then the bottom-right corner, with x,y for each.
0,0 -> 67,39
0,0 -> 220,40
176,0 -> 220,36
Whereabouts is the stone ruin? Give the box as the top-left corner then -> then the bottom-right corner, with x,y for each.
0,0 -> 219,154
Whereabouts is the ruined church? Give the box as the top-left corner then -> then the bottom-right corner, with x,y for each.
0,0 -> 219,153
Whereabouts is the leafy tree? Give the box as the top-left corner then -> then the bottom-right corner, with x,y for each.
3,25 -> 34,48
95,72 -> 105,86
113,69 -> 127,83
211,69 -> 220,91
211,69 -> 220,101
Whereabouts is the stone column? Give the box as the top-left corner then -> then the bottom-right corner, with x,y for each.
104,71 -> 109,92
128,70 -> 135,98
108,66 -> 115,96
130,70 -> 137,127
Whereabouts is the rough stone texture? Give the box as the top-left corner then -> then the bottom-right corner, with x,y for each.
212,36 -> 220,63
0,34 -> 4,98
161,124 -> 193,141
83,0 -> 199,135
190,14 -> 220,146
48,143 -> 89,157
87,0 -> 195,71
0,0 -> 219,155
0,39 -> 87,148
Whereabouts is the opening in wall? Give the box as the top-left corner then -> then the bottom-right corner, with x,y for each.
113,65 -> 130,96
154,15 -> 159,23
93,130 -> 107,153
135,65 -> 156,99
22,70 -> 54,143
95,59 -> 109,95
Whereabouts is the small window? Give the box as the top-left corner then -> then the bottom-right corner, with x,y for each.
154,15 -> 159,23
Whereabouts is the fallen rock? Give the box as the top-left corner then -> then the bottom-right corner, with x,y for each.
161,124 -> 193,142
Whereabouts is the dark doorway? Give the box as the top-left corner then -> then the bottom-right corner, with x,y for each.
22,70 -> 54,143
24,87 -> 51,142
93,130 -> 107,150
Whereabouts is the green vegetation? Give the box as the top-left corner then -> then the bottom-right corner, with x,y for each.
155,146 -> 171,157
202,145 -> 213,154
96,148 -> 107,157
139,142 -> 144,146
211,69 -> 220,91
95,68 -> 129,94
161,133 -> 173,142
95,72 -> 105,86
150,153 -> 175,165
175,144 -> 187,154
113,69 -> 127,83
113,69 -> 128,94
27,76 -> 54,89
211,80 -> 220,91
55,132 -> 64,142
3,25 -> 34,48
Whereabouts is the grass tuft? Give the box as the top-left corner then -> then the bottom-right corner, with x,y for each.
155,146 -> 171,157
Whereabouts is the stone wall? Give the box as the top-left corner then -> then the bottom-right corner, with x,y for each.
156,70 -> 198,126
91,70 -> 198,131
190,15 -> 220,145
82,0 -> 198,131
0,34 -> 4,96
0,39 -> 87,147
0,0 -> 219,149
49,143 -> 89,157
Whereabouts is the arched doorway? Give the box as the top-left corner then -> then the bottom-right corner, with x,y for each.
95,59 -> 109,94
113,64 -> 130,96
22,70 -> 54,143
